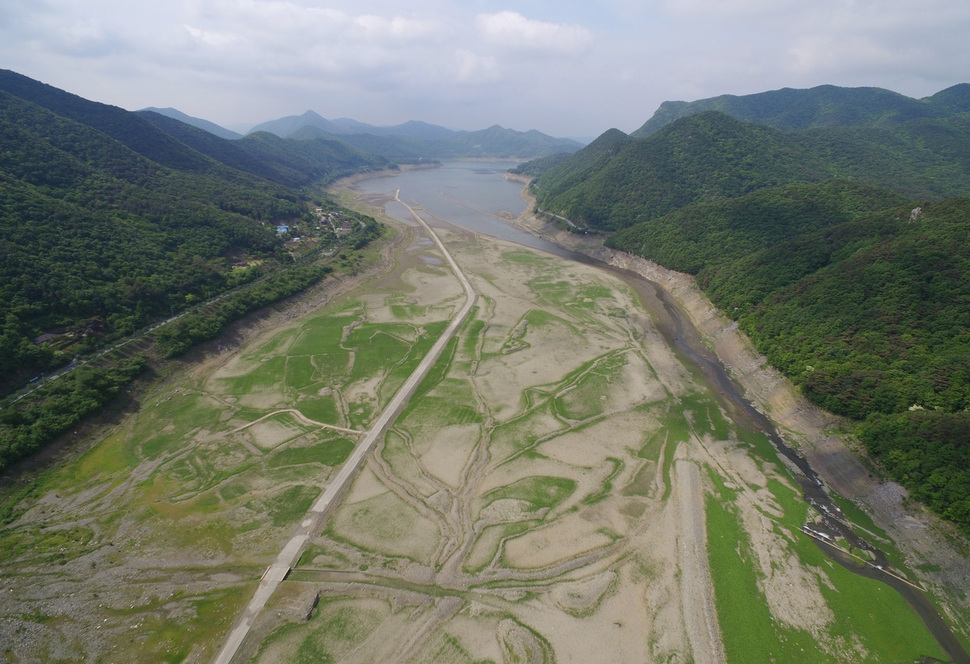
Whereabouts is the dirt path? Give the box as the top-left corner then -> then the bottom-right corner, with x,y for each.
510,196 -> 970,635
213,189 -> 478,664
5,170 -> 966,664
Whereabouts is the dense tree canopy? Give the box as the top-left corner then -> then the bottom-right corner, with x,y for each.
0,70 -> 389,471
527,92 -> 970,531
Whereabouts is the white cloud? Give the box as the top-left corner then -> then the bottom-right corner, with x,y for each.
477,11 -> 592,55
0,0 -> 967,137
183,25 -> 238,48
351,14 -> 437,40
663,0 -> 799,18
451,49 -> 500,83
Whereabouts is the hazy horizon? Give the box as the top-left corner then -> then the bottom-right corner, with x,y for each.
2,1 -> 969,138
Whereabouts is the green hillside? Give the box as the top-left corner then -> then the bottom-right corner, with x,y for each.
700,198 -> 970,528
530,110 -> 970,232
606,179 -> 911,273
0,89 -> 292,380
534,112 -> 826,230
0,70 -> 387,471
531,83 -> 970,531
523,128 -> 630,205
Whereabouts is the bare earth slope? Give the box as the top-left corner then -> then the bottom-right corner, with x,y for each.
0,171 -> 966,664
511,181 -> 970,644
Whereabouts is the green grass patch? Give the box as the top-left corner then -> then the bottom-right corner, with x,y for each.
348,328 -> 411,383
380,322 -> 450,405
501,249 -> 548,265
0,525 -> 96,564
663,404 -> 692,446
241,327 -> 299,359
706,490 -> 818,662
400,395 -> 482,439
555,354 -> 627,421
309,351 -> 351,382
819,560 -> 947,662
265,485 -> 319,527
622,460 -> 657,497
346,397 -> 374,430
483,476 -> 576,511
681,392 -> 730,440
133,585 -> 251,664
559,281 -> 614,313
288,316 -> 351,356
221,356 -> 287,395
253,598 -> 389,664
219,483 -> 247,501
294,395 -> 340,424
734,426 -> 778,464
285,356 -> 318,390
658,424 -> 684,502
134,392 -> 229,460
269,439 -> 354,468
62,429 -> 134,484
461,316 -> 485,359
389,298 -> 425,320
708,453 -> 949,662
409,337 -> 459,403
490,401 -> 566,462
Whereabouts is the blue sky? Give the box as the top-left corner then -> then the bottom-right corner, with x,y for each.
2,0 -> 968,138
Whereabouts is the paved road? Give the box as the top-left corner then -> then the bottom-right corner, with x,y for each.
213,192 -> 477,664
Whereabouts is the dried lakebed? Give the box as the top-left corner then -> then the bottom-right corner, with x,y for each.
0,163 -> 966,663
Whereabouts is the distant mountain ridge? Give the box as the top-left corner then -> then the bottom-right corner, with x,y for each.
140,107 -> 242,140
137,110 -> 388,188
250,110 -> 583,159
633,83 -> 970,136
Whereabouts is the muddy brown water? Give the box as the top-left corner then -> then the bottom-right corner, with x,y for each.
351,163 -> 968,663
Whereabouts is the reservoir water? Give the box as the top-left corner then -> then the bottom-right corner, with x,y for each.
352,160 -> 574,258
350,161 -> 968,663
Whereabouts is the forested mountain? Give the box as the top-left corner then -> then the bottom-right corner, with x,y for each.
139,111 -> 389,188
532,113 -> 825,230
0,69 -> 395,471
0,70 -> 383,391
695,197 -> 970,528
522,82 -> 970,531
530,109 -> 970,231
608,186 -> 970,438
606,179 -> 912,273
632,83 -> 970,136
515,128 -> 630,203
253,111 -> 583,159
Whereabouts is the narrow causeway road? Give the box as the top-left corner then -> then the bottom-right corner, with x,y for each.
213,192 -> 477,664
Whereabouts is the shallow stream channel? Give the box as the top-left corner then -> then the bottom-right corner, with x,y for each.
352,160 -> 969,663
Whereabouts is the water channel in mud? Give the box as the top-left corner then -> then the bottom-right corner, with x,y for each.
352,160 -> 968,663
